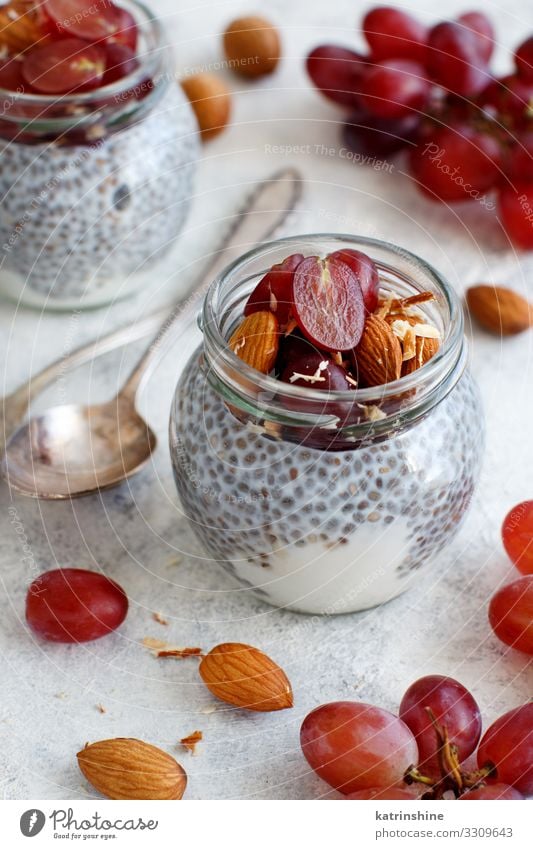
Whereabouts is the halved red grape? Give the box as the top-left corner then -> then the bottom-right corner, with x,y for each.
346,786 -> 419,800
244,253 -> 303,327
22,38 -> 106,93
515,36 -> 533,82
301,701 -> 418,794
292,255 -> 365,351
357,60 -> 430,120
0,57 -> 25,92
26,568 -> 128,643
457,12 -> 494,64
502,500 -> 533,574
399,675 -> 482,774
280,350 -> 354,392
328,248 -> 380,313
489,576 -> 533,654
108,6 -> 138,51
477,704 -> 533,795
426,21 -> 489,97
362,7 -> 428,66
44,0 -> 122,42
102,43 -> 138,85
306,45 -> 367,107
460,783 -> 523,800
498,182 -> 533,249
343,109 -> 421,157
409,124 -> 502,201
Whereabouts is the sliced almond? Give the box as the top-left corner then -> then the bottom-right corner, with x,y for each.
402,335 -> 440,375
199,642 -> 293,712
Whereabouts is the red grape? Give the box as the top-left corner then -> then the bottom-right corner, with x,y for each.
26,568 -> 128,643
301,701 -> 418,794
280,351 -> 354,391
506,136 -> 533,184
44,0 -> 124,42
489,576 -> 533,655
498,182 -> 533,249
306,45 -> 367,107
244,253 -> 303,326
362,7 -> 428,66
292,255 -> 365,351
357,59 -> 430,120
327,248 -> 380,313
409,124 -> 502,201
502,500 -> 533,574
108,6 -> 138,51
460,783 -> 523,800
399,675 -> 482,773
457,12 -> 494,63
426,22 -> 489,97
0,57 -> 25,92
343,109 -> 421,157
477,704 -> 533,795
345,786 -> 419,800
22,38 -> 106,94
483,74 -> 533,129
515,36 -> 533,82
102,43 -> 139,86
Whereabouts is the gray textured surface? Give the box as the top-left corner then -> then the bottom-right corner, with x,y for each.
0,0 -> 532,801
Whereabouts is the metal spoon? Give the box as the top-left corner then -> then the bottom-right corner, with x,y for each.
1,168 -> 302,499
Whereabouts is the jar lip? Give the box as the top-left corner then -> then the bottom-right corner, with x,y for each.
0,0 -> 164,106
202,233 -> 464,410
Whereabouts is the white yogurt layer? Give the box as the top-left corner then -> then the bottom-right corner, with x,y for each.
229,517 -> 411,614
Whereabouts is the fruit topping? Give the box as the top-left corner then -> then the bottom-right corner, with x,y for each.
244,252 -> 303,325
280,350 -> 355,391
22,37 -> 106,93
328,248 -> 380,313
292,255 -> 365,351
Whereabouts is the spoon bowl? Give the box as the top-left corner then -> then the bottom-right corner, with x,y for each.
1,399 -> 156,499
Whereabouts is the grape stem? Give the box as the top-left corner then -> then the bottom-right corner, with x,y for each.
403,707 -> 495,799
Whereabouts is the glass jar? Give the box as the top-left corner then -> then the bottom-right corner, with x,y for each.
0,1 -> 198,310
169,235 -> 484,614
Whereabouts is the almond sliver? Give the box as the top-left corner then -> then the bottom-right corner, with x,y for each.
412,323 -> 441,339
402,327 -> 417,361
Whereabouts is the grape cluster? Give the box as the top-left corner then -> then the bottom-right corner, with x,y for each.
306,6 -> 533,249
300,677 -> 532,799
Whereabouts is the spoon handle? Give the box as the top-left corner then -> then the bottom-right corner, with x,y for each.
118,167 -> 303,401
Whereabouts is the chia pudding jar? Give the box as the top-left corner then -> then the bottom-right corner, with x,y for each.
0,1 -> 198,310
169,235 -> 484,614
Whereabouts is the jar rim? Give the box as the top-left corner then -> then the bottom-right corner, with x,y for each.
202,233 -> 465,429
0,0 -> 164,108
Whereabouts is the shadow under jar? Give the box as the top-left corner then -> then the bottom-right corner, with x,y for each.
0,0 -> 198,310
170,235 -> 484,614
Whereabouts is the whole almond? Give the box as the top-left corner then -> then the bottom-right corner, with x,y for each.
77,738 -> 187,800
199,642 -> 293,711
229,311 -> 279,373
354,314 -> 402,387
466,285 -> 533,335
223,16 -> 281,78
180,73 -> 231,140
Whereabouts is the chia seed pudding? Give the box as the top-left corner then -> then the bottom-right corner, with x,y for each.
0,2 -> 198,309
170,235 -> 485,614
